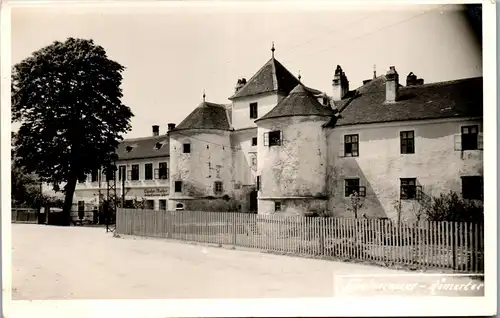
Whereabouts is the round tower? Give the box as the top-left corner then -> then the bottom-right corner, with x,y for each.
168,100 -> 234,211
254,83 -> 336,216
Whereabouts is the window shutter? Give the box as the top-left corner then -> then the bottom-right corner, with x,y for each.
263,132 -> 269,146
359,186 -> 366,197
339,142 -> 345,157
416,185 -> 423,200
127,170 -> 132,180
154,168 -> 159,180
478,132 -> 483,150
279,131 -> 283,145
454,134 -> 462,151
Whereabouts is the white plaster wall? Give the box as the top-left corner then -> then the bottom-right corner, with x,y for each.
326,118 -> 483,220
231,93 -> 284,130
230,128 -> 258,186
168,130 -> 233,208
256,116 -> 329,214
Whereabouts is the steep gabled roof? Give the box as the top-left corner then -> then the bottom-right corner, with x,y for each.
255,83 -> 336,122
229,57 -> 300,100
116,136 -> 169,160
173,101 -> 231,131
331,76 -> 483,126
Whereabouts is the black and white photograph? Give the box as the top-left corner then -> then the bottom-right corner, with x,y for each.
3,1 -> 496,317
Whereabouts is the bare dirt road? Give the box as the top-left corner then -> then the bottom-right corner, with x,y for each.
12,224 -> 484,300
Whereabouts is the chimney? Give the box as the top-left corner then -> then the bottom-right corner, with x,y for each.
385,66 -> 399,103
167,123 -> 176,132
406,72 -> 424,86
235,78 -> 247,93
332,65 -> 349,101
152,125 -> 159,136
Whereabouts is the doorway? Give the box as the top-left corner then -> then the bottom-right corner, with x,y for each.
249,190 -> 258,213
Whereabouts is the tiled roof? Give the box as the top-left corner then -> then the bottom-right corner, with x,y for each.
331,76 -> 483,126
173,101 -> 230,131
229,57 -> 300,100
116,135 -> 169,160
256,83 -> 336,122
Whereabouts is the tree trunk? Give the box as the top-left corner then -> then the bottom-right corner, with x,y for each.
62,173 -> 78,226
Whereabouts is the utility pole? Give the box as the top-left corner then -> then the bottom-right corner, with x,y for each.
122,167 -> 125,207
98,168 -> 102,224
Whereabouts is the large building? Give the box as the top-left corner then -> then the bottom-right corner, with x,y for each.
73,46 -> 483,221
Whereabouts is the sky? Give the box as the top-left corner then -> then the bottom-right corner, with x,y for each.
11,2 -> 482,139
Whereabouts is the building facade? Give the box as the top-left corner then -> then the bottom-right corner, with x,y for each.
72,125 -> 171,211
71,46 -> 483,220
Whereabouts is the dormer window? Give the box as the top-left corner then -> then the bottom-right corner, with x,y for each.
155,142 -> 162,150
125,146 -> 133,153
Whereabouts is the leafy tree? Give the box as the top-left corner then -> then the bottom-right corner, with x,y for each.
12,38 -> 133,225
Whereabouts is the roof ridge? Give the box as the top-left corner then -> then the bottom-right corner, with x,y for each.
401,76 -> 482,89
270,57 -> 278,91
122,136 -> 167,142
199,101 -> 227,108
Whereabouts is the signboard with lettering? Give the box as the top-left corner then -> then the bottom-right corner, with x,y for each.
143,188 -> 169,197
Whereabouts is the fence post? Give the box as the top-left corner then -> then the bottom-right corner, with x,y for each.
452,222 -> 457,270
232,213 -> 237,246
319,218 -> 325,255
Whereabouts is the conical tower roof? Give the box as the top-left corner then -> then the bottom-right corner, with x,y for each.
229,57 -> 300,100
173,101 -> 230,131
255,83 -> 336,122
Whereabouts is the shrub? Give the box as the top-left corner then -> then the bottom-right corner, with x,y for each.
423,191 -> 483,223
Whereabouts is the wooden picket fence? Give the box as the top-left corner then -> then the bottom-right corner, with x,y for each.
116,209 -> 484,273
12,208 -> 38,224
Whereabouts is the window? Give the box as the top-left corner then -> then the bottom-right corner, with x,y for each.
125,146 -> 133,153
400,131 -> 415,154
256,176 -> 261,191
345,179 -> 360,197
158,162 -> 168,179
174,181 -> 182,193
91,169 -> 99,182
274,201 -> 281,212
145,163 -> 153,180
344,134 -> 359,157
461,125 -> 479,150
252,137 -> 257,146
131,164 -> 139,181
462,176 -> 483,200
264,130 -> 282,147
145,200 -> 154,210
214,181 -> 223,194
155,142 -> 162,150
400,178 -> 417,200
159,199 -> 167,210
249,102 -> 258,119
176,203 -> 184,210
118,165 -> 126,181
183,143 -> 191,153
251,157 -> 257,167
